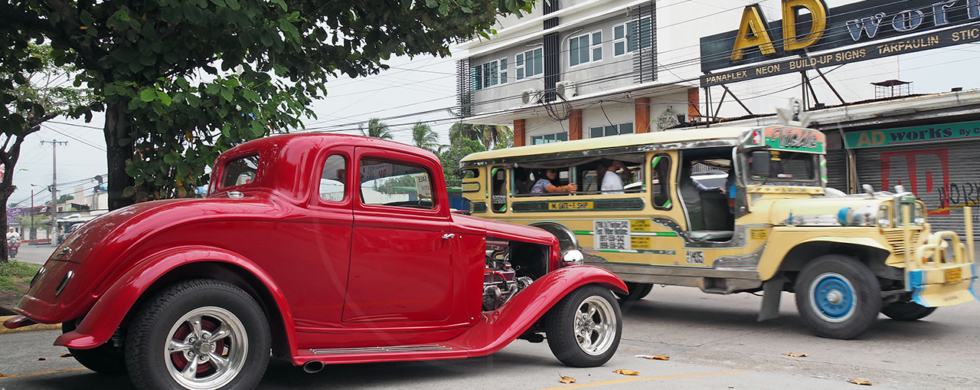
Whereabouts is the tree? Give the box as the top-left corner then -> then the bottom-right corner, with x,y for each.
411,121 -> 439,152
440,122 -> 487,187
2,0 -> 534,210
447,108 -> 509,150
0,43 -> 89,262
359,118 -> 393,140
491,126 -> 514,150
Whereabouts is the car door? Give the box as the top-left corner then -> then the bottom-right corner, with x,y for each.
343,147 -> 455,323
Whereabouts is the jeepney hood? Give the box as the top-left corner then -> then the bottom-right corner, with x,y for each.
762,195 -> 884,226
452,214 -> 558,246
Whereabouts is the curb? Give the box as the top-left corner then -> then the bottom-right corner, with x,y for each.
0,316 -> 61,335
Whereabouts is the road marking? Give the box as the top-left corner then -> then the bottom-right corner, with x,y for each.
0,367 -> 88,379
538,370 -> 748,389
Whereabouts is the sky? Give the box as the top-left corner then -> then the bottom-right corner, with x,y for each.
8,0 -> 980,210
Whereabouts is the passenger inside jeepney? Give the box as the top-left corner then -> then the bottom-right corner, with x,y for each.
530,169 -> 577,194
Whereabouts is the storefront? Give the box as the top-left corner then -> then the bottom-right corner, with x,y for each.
835,120 -> 980,239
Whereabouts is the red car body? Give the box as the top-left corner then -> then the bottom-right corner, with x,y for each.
6,134 -> 626,385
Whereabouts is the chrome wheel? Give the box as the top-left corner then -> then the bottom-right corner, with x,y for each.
573,296 -> 617,356
165,307 -> 248,389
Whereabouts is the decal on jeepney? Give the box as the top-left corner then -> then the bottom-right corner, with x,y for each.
749,228 -> 768,240
548,201 -> 594,211
686,250 -> 705,265
595,220 -> 630,251
631,236 -> 652,250
630,219 -> 651,232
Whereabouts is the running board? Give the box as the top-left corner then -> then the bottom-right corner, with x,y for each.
309,345 -> 453,355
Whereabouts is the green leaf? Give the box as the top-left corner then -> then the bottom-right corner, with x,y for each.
242,89 -> 260,102
177,162 -> 190,177
140,88 -> 157,102
163,153 -> 176,165
176,77 -> 189,90
220,87 -> 233,102
224,78 -> 240,88
156,91 -> 172,106
226,0 -> 241,10
260,31 -> 274,47
122,186 -> 136,198
210,0 -> 226,6
461,6 -> 472,13
222,123 -> 232,137
250,120 -> 265,137
80,10 -> 95,26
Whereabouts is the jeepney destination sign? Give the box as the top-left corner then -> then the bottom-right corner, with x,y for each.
700,0 -> 980,87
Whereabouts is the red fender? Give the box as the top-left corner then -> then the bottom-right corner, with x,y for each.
445,265 -> 626,356
54,246 -> 297,355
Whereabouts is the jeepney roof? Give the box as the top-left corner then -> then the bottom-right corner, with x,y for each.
461,126 -> 753,167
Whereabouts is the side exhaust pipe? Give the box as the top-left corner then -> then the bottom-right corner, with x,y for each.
303,360 -> 324,374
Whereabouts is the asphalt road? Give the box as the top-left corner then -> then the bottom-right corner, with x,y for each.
3,285 -> 978,389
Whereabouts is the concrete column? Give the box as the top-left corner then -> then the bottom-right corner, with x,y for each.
513,119 -> 526,147
569,109 -> 583,140
635,97 -> 651,133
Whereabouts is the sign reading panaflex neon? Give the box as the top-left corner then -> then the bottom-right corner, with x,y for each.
844,120 -> 980,148
700,0 -> 980,82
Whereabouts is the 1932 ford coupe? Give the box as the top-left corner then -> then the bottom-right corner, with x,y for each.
4,134 -> 627,390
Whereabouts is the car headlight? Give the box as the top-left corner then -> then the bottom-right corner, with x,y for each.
914,203 -> 926,225
877,205 -> 891,228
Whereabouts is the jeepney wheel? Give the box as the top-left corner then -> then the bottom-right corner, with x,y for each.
125,280 -> 270,390
62,319 -> 127,375
795,254 -> 881,340
614,282 -> 653,302
881,301 -> 937,321
545,285 -> 622,367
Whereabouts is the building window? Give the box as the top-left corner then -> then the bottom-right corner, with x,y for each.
516,48 -> 543,80
590,123 -> 634,138
613,17 -> 653,56
569,31 -> 602,67
531,132 -> 568,145
471,58 -> 508,91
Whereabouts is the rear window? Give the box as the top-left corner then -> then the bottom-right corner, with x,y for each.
221,155 -> 260,188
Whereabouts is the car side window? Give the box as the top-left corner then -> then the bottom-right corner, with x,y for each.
319,155 -> 347,202
220,155 -> 259,188
359,157 -> 434,210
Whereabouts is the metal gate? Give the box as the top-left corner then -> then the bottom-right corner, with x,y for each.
854,142 -> 980,240
825,149 -> 848,193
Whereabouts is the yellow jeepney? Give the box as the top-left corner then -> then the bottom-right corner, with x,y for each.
461,125 -> 976,339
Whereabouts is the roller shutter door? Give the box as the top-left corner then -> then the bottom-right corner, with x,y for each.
854,142 -> 980,241
825,149 -> 848,193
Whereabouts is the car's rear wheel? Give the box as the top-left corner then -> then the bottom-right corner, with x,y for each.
545,285 -> 622,367
881,301 -> 937,321
614,282 -> 653,302
125,280 -> 270,390
61,320 -> 127,375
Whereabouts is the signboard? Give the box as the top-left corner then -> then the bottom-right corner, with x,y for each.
764,127 -> 826,153
703,21 -> 980,86
844,120 -> 980,148
360,163 -> 393,181
6,207 -> 23,218
413,173 -> 432,199
594,220 -> 630,251
700,0 -> 980,85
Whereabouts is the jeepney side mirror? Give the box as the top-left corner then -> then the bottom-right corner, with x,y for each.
750,151 -> 770,177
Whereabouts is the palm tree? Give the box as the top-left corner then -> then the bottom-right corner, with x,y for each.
359,118 -> 393,140
411,121 -> 440,152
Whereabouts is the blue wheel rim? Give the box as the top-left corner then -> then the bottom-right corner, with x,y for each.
809,273 -> 855,323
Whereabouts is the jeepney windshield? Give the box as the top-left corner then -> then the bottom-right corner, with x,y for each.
748,150 -> 818,183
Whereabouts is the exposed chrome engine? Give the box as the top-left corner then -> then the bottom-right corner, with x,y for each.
483,240 -> 533,311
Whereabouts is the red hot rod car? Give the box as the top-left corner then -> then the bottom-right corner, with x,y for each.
5,134 -> 627,390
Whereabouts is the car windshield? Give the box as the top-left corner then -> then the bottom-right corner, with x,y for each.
751,151 -> 816,182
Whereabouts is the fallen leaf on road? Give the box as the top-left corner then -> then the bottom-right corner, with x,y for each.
61,353 -> 72,358
848,378 -> 873,386
614,369 -> 639,376
0,373 -> 7,377
38,357 -> 46,361
783,353 -> 808,358
634,354 -> 669,360
558,374 -> 576,384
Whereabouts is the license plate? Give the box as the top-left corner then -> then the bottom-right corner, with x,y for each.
945,268 -> 962,284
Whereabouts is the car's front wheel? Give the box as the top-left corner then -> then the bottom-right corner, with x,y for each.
881,301 -> 937,321
545,285 -> 622,367
125,280 -> 270,390
794,254 -> 881,340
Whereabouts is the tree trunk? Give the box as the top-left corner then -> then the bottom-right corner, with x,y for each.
104,102 -> 135,211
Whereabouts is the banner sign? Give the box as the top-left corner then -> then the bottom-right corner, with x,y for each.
765,127 -> 826,153
702,21 -> 980,87
844,120 -> 980,148
700,0 -> 980,79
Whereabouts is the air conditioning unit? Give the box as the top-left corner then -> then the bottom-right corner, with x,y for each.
521,89 -> 541,106
556,81 -> 577,99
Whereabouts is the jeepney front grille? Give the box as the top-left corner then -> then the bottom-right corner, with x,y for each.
883,229 -> 921,256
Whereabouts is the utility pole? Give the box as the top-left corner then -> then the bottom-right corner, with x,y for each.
41,140 -> 68,245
